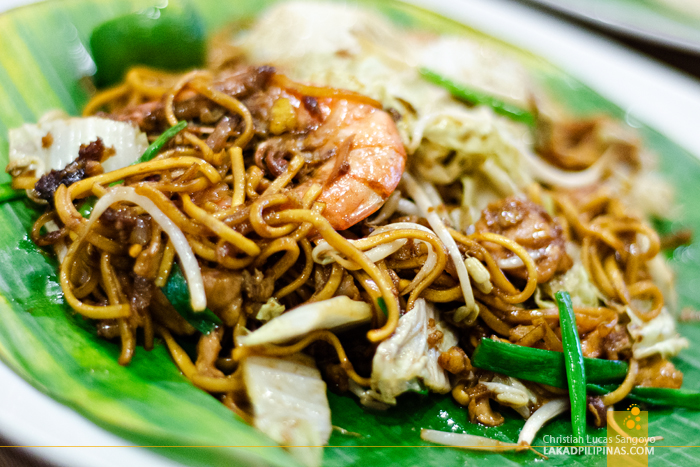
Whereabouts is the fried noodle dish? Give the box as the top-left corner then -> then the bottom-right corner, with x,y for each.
5,2 -> 692,465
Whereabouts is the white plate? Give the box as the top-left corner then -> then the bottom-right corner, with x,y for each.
522,0 -> 700,53
1,0 -> 700,466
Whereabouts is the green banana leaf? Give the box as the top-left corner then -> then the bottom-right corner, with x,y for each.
0,1 -> 699,466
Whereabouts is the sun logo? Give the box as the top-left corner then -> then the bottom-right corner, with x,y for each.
623,404 -> 643,431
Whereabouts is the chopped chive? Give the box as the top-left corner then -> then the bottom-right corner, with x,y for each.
161,263 -> 221,334
409,386 -> 429,396
471,338 -> 627,388
419,68 -> 536,126
556,291 -> 586,442
109,121 -> 188,187
77,196 -> 97,218
587,384 -> 700,409
377,297 -> 388,317
0,183 -> 26,203
137,120 -> 188,164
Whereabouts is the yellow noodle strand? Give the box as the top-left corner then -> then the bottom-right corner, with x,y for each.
57,157 -> 221,231
155,240 -> 176,287
133,184 -> 208,236
164,70 -> 211,127
449,229 -> 518,296
82,83 -> 130,116
159,326 -> 244,393
59,238 -> 130,319
267,209 -> 399,343
250,193 -> 298,238
234,330 -> 371,387
125,67 -> 171,98
230,146 -> 246,207
72,268 -> 99,299
334,229 -> 447,310
272,73 -> 382,109
310,263 -> 344,303
152,177 -> 212,193
30,211 -> 66,246
245,165 -> 265,199
181,194 -> 260,256
254,236 -> 300,281
188,77 -> 255,149
602,359 -> 639,406
101,252 -> 135,365
469,232 -> 538,304
276,239 -> 314,299
187,235 -> 255,269
262,153 -> 305,197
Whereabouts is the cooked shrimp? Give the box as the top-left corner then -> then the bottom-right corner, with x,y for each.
251,72 -> 406,230
101,66 -> 406,230
292,97 -> 406,230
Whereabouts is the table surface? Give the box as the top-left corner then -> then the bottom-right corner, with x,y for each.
1,0 -> 700,466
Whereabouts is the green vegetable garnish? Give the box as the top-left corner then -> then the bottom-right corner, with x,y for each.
109,120 -> 188,187
161,263 -> 221,334
419,68 -> 536,126
137,120 -> 188,164
587,384 -> 700,409
0,183 -> 25,203
471,338 -> 628,388
90,6 -> 205,87
409,386 -> 429,396
77,196 -> 96,218
377,297 -> 388,316
556,291 -> 586,442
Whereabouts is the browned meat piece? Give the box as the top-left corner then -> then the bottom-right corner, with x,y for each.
475,196 -> 571,283
556,184 -> 602,209
302,96 -> 323,119
438,346 -> 471,374
205,115 -> 237,153
535,116 -> 639,171
242,268 -> 275,303
104,96 -> 221,132
581,328 -> 602,358
601,324 -> 632,360
427,318 -> 444,348
659,228 -> 693,251
103,101 -> 163,132
101,206 -> 138,229
213,65 -> 275,98
468,393 -> 504,426
106,66 -> 275,132
195,327 -> 225,378
201,266 -> 243,327
636,356 -> 683,389
254,136 -> 294,177
322,363 -> 349,393
41,132 -> 54,148
96,319 -> 120,340
34,138 -> 108,204
130,275 -> 153,317
101,206 -> 140,243
173,95 -> 225,123
587,395 -> 607,428
334,272 -> 361,301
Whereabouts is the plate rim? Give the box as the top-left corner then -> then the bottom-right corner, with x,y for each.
521,0 -> 700,54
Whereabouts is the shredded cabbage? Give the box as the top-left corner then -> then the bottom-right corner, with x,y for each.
627,306 -> 689,359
